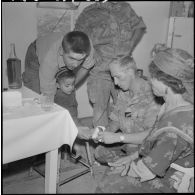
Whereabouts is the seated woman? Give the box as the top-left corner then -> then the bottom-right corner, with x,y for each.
94,55 -> 161,164
95,44 -> 194,193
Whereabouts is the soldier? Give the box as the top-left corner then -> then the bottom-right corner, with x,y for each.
75,2 -> 146,127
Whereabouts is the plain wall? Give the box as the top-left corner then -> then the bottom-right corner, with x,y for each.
2,2 -> 37,87
2,2 -> 170,117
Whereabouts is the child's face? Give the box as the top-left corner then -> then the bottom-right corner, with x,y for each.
59,77 -> 75,95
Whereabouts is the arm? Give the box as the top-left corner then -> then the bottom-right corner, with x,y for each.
108,151 -> 139,167
134,133 -> 189,182
37,33 -> 63,95
127,5 -> 146,55
75,67 -> 90,87
97,129 -> 150,145
128,27 -> 146,55
108,151 -> 139,176
39,52 -> 58,95
120,130 -> 150,144
75,38 -> 95,88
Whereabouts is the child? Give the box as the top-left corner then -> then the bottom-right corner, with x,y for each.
54,68 -> 79,124
54,68 -> 93,160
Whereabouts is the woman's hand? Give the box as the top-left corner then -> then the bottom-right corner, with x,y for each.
97,132 -> 120,144
108,155 -> 133,176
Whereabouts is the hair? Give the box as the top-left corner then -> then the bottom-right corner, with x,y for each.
62,31 -> 91,55
149,61 -> 186,94
110,55 -> 137,73
55,69 -> 75,84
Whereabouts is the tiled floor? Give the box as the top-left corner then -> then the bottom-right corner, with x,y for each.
3,154 -> 107,194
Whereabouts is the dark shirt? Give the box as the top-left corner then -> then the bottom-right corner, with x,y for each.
54,89 -> 78,121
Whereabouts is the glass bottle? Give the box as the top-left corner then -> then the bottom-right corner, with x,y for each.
7,43 -> 22,89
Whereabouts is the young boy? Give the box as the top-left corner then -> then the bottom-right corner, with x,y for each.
54,68 -> 94,159
54,68 -> 79,124
23,31 -> 95,95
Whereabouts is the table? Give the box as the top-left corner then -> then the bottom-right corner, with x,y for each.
3,87 -> 78,193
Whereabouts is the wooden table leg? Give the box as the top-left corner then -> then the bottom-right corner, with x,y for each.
56,149 -> 61,193
45,149 -> 58,193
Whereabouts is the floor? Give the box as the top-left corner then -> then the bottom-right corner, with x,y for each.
3,153 -> 107,194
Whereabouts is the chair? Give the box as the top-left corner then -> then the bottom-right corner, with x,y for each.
29,116 -> 95,190
58,142 -> 94,186
29,141 -> 94,192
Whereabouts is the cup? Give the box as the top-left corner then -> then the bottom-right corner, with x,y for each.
40,93 -> 54,111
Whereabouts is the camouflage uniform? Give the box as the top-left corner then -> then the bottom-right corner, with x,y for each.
74,2 -> 146,127
94,78 -> 161,164
109,79 -> 160,134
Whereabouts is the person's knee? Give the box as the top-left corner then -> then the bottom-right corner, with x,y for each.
94,145 -> 107,160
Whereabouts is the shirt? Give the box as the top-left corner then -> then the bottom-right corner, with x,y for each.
36,32 -> 95,95
54,89 -> 78,121
109,79 -> 160,133
87,2 -> 147,80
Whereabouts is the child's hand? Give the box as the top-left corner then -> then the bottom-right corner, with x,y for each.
77,126 -> 92,140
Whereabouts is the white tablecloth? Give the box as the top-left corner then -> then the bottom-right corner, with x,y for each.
3,87 -> 78,164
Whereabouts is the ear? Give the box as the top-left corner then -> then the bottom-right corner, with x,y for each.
186,58 -> 194,69
59,46 -> 64,56
127,68 -> 136,78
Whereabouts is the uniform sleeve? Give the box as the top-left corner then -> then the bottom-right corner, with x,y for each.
82,38 -> 95,70
141,82 -> 160,130
109,105 -> 119,123
142,132 -> 189,177
127,4 -> 146,31
143,102 -> 160,130
39,46 -> 58,95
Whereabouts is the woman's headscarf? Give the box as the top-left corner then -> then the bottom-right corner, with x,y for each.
151,43 -> 194,104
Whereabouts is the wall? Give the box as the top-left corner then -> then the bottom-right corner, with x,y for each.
129,1 -> 170,76
2,2 -> 37,88
2,2 -> 170,117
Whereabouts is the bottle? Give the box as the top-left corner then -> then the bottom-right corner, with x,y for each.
7,43 -> 22,89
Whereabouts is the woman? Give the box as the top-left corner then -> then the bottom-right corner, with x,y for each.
95,44 -> 194,193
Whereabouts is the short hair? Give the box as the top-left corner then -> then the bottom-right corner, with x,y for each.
149,61 -> 186,94
110,55 -> 137,72
62,31 -> 91,55
55,69 -> 75,84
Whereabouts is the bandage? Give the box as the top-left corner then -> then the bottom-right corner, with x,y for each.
170,163 -> 194,193
92,126 -> 105,139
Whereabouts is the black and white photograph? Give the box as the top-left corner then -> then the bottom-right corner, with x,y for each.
2,1 -> 194,194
